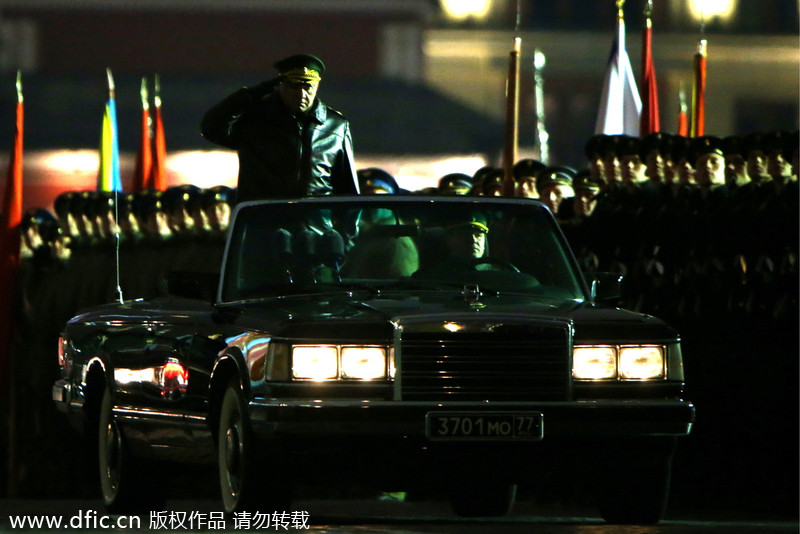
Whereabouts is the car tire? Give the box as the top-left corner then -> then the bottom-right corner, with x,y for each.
596,439 -> 675,525
218,380 -> 292,513
448,480 -> 517,517
98,386 -> 166,514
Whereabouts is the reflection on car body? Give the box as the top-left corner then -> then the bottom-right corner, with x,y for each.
53,195 -> 694,524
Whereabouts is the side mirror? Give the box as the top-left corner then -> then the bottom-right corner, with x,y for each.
586,272 -> 624,302
166,271 -> 218,302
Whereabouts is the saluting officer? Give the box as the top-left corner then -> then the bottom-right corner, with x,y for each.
201,53 -> 359,202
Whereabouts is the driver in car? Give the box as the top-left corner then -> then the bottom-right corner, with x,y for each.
446,215 -> 489,264
414,213 -> 495,278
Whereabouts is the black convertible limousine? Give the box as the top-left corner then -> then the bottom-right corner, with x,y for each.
53,195 -> 694,523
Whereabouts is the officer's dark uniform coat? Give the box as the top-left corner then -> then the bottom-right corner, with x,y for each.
201,88 -> 359,202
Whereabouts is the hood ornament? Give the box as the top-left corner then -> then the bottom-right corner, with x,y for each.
462,284 -> 485,310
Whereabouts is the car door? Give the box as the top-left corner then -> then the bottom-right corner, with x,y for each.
135,300 -> 223,458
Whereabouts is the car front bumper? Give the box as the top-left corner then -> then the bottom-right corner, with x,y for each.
248,398 -> 695,441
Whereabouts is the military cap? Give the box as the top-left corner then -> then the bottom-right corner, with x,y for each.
573,169 -> 602,194
163,184 -> 201,214
640,132 -> 672,160
689,136 -> 725,163
480,168 -> 505,196
438,173 -> 473,195
53,191 -> 76,220
201,185 -> 235,208
21,208 -> 56,231
721,135 -> 743,157
670,136 -> 692,162
616,135 -> 641,158
357,168 -> 399,194
38,216 -> 62,242
471,165 -> 497,190
537,166 -> 576,192
742,132 -> 764,156
117,192 -> 136,218
762,130 -> 791,154
90,191 -> 116,219
69,191 -> 95,217
448,211 -> 490,234
584,134 -> 605,160
274,54 -> 325,85
472,165 -> 498,183
512,159 -> 546,181
133,189 -> 166,220
598,135 -> 621,157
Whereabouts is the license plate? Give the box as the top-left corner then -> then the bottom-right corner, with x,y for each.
425,412 -> 543,441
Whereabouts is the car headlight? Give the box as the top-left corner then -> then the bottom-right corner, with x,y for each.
292,345 -> 338,380
341,347 -> 387,379
291,344 -> 389,381
618,346 -> 665,380
573,345 -> 666,380
572,346 -> 616,379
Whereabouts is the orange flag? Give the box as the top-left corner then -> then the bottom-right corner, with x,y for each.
132,77 -> 152,192
150,74 -> 167,191
0,72 -> 24,398
640,2 -> 660,136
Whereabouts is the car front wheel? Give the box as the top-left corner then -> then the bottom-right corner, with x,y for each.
218,380 -> 291,513
98,385 -> 165,513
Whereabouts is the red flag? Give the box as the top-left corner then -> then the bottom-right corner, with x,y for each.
0,72 -> 24,399
690,39 -> 707,137
150,74 -> 167,191
640,11 -> 660,136
132,77 -> 152,192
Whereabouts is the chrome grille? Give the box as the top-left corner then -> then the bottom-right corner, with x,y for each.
399,323 -> 570,401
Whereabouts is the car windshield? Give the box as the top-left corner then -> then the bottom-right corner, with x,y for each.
221,197 -> 585,302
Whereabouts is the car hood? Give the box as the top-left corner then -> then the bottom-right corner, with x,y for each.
224,290 -> 678,342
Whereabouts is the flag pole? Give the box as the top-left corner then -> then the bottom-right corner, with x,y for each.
502,0 -> 522,197
640,0 -> 660,136
690,6 -> 707,138
104,68 -> 124,304
677,85 -> 689,136
133,76 -> 152,192
151,74 -> 167,191
690,39 -> 707,137
533,50 -> 549,164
